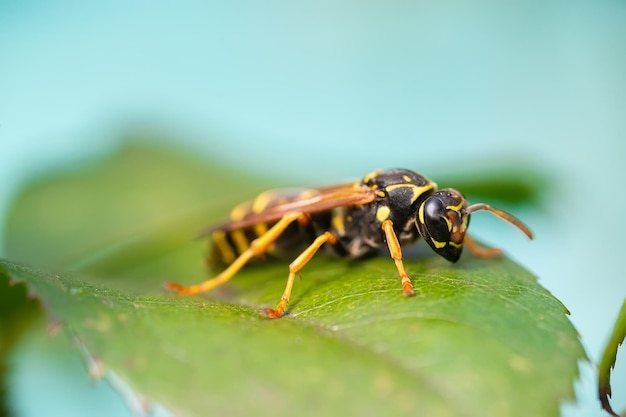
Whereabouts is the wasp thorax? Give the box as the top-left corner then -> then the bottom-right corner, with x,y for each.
417,189 -> 468,262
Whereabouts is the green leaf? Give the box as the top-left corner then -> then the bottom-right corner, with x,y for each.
3,139 -> 585,416
599,298 -> 626,417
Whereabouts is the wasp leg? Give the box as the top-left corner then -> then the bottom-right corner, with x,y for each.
381,220 -> 415,296
464,234 -> 503,258
263,231 -> 338,319
164,212 -> 307,295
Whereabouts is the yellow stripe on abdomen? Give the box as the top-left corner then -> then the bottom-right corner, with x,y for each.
211,230 -> 237,265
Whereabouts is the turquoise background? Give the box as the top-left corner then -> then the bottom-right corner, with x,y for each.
1,1 -> 625,416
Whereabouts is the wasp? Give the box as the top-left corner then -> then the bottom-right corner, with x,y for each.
165,169 -> 533,318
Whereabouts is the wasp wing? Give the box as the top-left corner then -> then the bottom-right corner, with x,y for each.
197,182 -> 376,235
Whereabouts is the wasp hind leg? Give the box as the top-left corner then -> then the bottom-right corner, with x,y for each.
164,212 -> 308,296
464,234 -> 503,258
263,231 -> 338,318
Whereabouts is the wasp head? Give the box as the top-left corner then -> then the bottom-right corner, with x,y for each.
416,189 -> 534,263
416,189 -> 468,262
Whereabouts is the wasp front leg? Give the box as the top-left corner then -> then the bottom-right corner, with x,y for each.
381,219 -> 415,296
464,234 -> 503,258
164,212 -> 308,295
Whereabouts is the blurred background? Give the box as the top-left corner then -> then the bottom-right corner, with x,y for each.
1,1 -> 625,416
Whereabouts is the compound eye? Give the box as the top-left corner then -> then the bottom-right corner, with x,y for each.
423,197 -> 451,242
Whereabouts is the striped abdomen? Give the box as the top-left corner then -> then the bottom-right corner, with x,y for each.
207,189 -> 333,268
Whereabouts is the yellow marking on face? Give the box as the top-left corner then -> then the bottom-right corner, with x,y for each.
446,202 -> 464,212
364,169 -> 382,183
376,205 -> 391,223
212,230 -> 236,264
230,230 -> 250,255
443,216 -> 453,231
418,203 -> 425,225
252,191 -> 274,214
386,183 -> 435,204
453,220 -> 467,234
430,238 -> 447,249
230,202 -> 249,221
449,241 -> 463,249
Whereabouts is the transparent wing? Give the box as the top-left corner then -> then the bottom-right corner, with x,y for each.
198,182 -> 376,235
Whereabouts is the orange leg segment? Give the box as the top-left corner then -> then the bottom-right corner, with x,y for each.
164,212 -> 307,295
263,231 -> 337,318
464,234 -> 503,258
381,220 -> 415,296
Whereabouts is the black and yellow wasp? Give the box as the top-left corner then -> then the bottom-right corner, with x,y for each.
166,169 -> 533,318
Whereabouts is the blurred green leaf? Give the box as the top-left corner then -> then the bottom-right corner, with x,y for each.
0,272 -> 41,416
2,140 -> 584,417
4,141 -> 268,270
432,156 -> 551,207
599,299 -> 626,417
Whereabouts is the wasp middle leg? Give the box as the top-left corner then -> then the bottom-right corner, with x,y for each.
263,231 -> 338,318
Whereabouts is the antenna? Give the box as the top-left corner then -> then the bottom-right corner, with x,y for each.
463,203 -> 533,240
